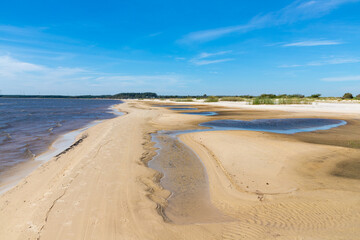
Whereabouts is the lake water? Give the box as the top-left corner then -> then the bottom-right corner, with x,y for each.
0,98 -> 122,176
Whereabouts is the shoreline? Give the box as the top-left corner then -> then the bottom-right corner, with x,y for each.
0,100 -> 359,239
0,104 -> 124,195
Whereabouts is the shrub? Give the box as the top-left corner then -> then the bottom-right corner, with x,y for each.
356,94 -> 360,99
288,94 -> 305,98
205,96 -> 219,102
310,94 -> 321,98
259,94 -> 276,98
343,93 -> 353,99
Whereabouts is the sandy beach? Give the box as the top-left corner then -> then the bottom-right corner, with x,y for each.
1,100 -> 360,239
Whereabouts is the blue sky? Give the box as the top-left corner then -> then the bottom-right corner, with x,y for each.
0,0 -> 360,96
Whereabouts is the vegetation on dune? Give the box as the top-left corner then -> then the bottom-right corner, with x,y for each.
173,98 -> 194,102
278,98 -> 311,105
220,97 -> 245,101
205,96 -> 219,102
252,98 -> 275,105
310,94 -> 321,98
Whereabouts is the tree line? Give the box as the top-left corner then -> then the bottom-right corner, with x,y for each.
1,92 -> 359,99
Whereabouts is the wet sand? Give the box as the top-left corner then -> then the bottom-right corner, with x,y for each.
0,100 -> 359,239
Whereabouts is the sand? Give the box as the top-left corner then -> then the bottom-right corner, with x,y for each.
0,100 -> 359,239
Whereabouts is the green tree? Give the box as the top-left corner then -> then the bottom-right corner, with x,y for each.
343,93 -> 353,99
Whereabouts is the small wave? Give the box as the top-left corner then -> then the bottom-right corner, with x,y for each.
56,122 -> 62,127
24,148 -> 36,159
48,127 -> 53,132
5,133 -> 11,140
0,123 -> 10,130
1,132 -> 12,141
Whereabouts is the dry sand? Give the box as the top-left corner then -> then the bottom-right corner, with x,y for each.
0,100 -> 359,239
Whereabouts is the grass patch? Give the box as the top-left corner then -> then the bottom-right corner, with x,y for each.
174,98 -> 193,102
251,98 -> 275,105
278,98 -> 312,104
346,140 -> 360,148
251,98 -> 313,105
220,97 -> 245,101
332,160 -> 360,179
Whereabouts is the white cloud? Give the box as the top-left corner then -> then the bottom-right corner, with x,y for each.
179,0 -> 359,43
322,75 -> 360,81
278,64 -> 303,68
189,50 -> 234,65
192,58 -> 235,66
308,57 -> 360,65
283,40 -> 343,47
198,50 -> 233,59
0,55 -> 45,76
279,57 -> 360,68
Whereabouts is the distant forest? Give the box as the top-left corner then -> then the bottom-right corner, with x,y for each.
0,92 -> 359,99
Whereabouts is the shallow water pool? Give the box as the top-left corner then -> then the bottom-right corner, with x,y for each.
170,107 -> 198,111
200,118 -> 347,134
181,111 -> 218,116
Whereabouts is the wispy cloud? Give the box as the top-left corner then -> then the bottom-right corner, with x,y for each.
279,57 -> 360,68
0,55 -> 184,94
0,55 -> 45,76
283,40 -> 343,47
322,75 -> 360,81
179,0 -> 359,43
189,50 -> 234,65
0,25 -> 78,46
192,58 -> 235,66
148,32 -> 162,37
197,50 -> 232,59
308,57 -> 360,65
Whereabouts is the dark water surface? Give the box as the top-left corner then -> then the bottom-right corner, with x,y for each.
181,111 -> 218,116
0,98 -> 122,174
200,118 -> 347,134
